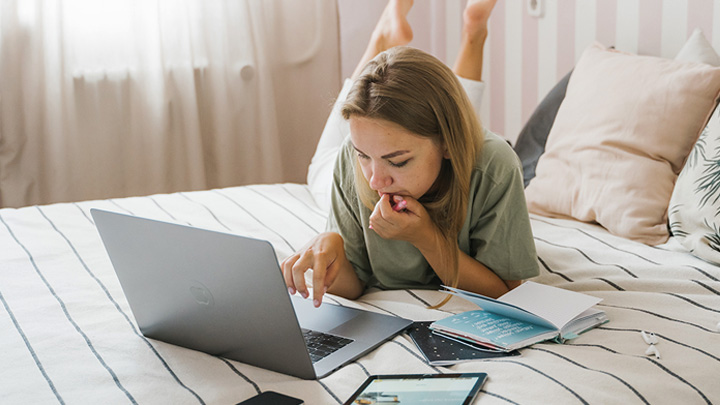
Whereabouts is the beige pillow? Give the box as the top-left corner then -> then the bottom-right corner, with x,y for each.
525,42 -> 720,245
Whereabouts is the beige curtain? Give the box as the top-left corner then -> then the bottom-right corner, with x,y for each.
0,0 -> 340,208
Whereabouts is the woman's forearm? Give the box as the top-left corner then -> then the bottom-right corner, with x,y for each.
413,228 -> 514,298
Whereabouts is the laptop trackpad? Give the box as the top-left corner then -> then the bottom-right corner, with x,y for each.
292,295 -> 358,333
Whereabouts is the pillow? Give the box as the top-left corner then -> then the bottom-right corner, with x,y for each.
513,70 -> 572,187
514,30 -> 709,190
307,79 -> 353,213
675,28 -> 720,66
669,110 -> 720,264
525,42 -> 720,245
669,29 -> 720,264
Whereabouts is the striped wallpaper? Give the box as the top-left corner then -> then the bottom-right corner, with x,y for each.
482,0 -> 719,144
338,0 -> 720,144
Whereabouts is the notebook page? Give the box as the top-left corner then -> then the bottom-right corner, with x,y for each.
498,282 -> 602,329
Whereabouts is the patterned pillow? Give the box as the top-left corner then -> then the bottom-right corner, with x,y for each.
669,106 -> 720,264
668,29 -> 720,264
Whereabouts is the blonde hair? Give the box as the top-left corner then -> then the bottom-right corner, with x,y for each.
341,46 -> 484,307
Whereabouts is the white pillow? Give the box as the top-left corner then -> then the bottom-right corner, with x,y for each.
675,28 -> 720,66
306,79 -> 353,213
668,29 -> 720,264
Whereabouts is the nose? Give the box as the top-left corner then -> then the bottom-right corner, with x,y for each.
367,162 -> 392,191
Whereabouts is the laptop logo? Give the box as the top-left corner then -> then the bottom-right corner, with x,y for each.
189,281 -> 214,306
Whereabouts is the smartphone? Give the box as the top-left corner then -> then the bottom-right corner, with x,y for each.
237,391 -> 304,405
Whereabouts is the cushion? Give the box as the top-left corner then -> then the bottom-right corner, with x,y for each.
307,79 -> 353,213
525,41 -> 720,245
514,70 -> 572,187
675,28 -> 720,66
669,29 -> 720,264
669,110 -> 720,264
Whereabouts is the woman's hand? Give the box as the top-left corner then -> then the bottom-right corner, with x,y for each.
280,232 -> 362,307
369,194 -> 439,248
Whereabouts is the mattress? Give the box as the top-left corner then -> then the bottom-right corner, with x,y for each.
1,183 -> 718,404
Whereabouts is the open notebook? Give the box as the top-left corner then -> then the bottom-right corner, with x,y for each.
430,282 -> 608,352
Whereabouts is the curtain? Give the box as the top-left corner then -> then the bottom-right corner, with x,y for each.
0,0 -> 340,208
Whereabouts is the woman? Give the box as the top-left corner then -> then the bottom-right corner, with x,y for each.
282,0 -> 538,307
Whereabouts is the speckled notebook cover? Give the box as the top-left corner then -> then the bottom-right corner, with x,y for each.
408,321 -> 520,366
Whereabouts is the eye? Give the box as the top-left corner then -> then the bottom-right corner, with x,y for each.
388,159 -> 409,168
356,152 -> 370,161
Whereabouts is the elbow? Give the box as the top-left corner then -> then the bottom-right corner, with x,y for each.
504,279 -> 523,291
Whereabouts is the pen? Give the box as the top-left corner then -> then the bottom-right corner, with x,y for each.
393,199 -> 407,212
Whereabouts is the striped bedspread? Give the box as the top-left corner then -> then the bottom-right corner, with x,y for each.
1,183 -> 718,404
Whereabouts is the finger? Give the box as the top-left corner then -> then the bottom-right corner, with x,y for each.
396,195 -> 420,215
292,250 -> 313,299
377,193 -> 394,216
369,194 -> 391,229
281,255 -> 300,294
312,254 -> 329,307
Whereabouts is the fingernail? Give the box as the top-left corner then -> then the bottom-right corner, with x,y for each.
301,291 -> 309,299
368,224 -> 373,229
313,299 -> 320,307
288,287 -> 296,295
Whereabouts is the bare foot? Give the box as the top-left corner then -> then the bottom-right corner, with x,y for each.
370,0 -> 414,51
352,0 -> 414,78
463,0 -> 497,39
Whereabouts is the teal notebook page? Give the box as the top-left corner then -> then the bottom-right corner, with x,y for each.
443,282 -> 602,331
443,286 -> 557,330
431,310 -> 556,348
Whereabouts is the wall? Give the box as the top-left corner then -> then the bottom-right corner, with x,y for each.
338,0 -> 719,144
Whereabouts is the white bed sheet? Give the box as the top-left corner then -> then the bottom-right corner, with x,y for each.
1,183 -> 718,404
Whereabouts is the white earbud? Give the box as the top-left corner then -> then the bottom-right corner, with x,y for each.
645,344 -> 661,359
641,330 -> 658,345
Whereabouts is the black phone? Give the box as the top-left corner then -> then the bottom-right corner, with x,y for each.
237,391 -> 304,405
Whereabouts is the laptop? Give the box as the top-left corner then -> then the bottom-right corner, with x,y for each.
91,209 -> 412,379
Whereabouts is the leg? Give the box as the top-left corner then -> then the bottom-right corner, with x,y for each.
453,0 -> 497,82
351,0 -> 415,79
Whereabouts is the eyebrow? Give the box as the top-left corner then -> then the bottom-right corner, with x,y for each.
352,144 -> 410,160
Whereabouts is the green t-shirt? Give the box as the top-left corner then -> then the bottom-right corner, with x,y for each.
327,130 -> 539,290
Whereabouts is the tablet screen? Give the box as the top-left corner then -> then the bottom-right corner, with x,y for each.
343,373 -> 488,405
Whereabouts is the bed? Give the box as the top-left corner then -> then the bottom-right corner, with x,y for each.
1,180 -> 718,404
3,36 -> 720,405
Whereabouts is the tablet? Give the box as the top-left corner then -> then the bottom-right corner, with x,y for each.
343,373 -> 488,405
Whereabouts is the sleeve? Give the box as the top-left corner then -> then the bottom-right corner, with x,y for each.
467,142 -> 540,281
456,75 -> 485,118
325,140 -> 374,285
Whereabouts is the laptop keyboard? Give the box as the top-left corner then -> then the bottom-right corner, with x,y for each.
302,329 -> 354,363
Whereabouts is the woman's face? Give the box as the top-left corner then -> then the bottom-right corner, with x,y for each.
349,117 -> 447,200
